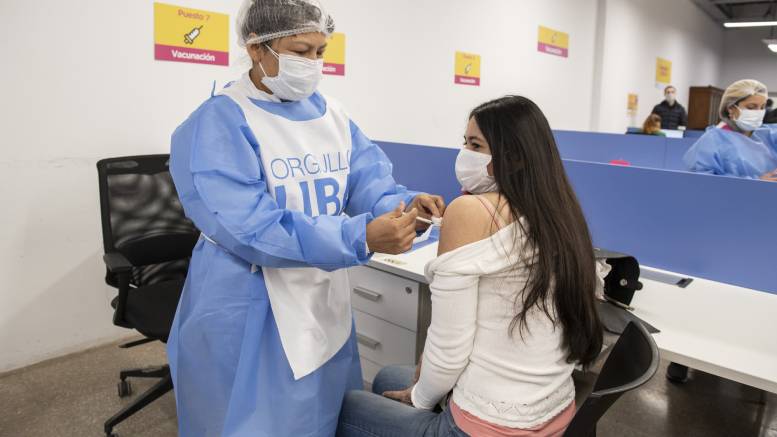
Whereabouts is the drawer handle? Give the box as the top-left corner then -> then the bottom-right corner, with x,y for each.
353,286 -> 382,302
356,333 -> 381,350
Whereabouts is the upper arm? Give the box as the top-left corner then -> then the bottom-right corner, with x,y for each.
684,134 -> 719,173
171,96 -> 262,234
344,120 -> 416,217
437,196 -> 494,256
765,125 -> 777,152
170,97 -> 370,269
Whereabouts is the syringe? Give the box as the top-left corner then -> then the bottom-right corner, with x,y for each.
415,216 -> 442,226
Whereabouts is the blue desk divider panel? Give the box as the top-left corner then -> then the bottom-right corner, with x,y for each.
664,137 -> 696,171
684,130 -> 706,139
564,159 -> 777,294
377,140 -> 776,294
375,141 -> 461,203
553,130 -> 667,168
553,130 -> 695,171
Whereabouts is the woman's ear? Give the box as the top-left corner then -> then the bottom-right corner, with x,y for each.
247,44 -> 264,66
729,105 -> 740,121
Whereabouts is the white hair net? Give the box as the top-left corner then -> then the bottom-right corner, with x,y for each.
719,79 -> 769,121
236,0 -> 335,47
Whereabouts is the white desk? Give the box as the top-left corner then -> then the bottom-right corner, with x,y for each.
350,243 -> 777,394
347,245 -> 437,383
630,268 -> 777,394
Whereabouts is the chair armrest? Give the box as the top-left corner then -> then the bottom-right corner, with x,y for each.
104,252 -> 133,273
103,252 -> 133,328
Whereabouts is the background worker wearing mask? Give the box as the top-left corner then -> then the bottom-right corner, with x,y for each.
683,79 -> 777,183
166,0 -> 446,435
651,85 -> 688,130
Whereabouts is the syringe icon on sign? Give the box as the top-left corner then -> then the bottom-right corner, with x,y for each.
184,26 -> 203,45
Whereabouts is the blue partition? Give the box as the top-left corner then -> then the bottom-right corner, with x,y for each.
664,137 -> 696,171
553,130 -> 667,168
553,129 -> 695,171
376,141 -> 460,203
684,130 -> 706,139
564,160 -> 777,294
376,140 -> 777,294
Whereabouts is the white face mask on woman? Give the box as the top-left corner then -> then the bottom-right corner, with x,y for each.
259,44 -> 323,101
455,148 -> 498,194
734,107 -> 766,132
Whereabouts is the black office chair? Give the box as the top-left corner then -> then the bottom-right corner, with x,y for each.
564,321 -> 660,437
96,155 -> 199,437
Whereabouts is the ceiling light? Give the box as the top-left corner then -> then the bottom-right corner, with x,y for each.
764,39 -> 777,52
724,21 -> 777,28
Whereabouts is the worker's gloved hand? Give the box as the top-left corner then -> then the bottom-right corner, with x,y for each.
759,168 -> 777,182
367,203 -> 418,254
407,194 -> 446,230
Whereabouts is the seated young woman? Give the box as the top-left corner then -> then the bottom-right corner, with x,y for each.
337,95 -> 607,437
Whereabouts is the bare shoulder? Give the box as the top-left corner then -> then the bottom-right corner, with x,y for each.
438,195 -> 494,256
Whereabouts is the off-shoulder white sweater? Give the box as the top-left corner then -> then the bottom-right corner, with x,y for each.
411,222 -> 608,429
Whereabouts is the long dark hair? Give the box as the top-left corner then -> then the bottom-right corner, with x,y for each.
470,96 -> 603,366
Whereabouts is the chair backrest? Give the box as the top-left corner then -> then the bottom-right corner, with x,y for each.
96,155 -> 199,287
563,321 -> 659,436
625,127 -> 643,135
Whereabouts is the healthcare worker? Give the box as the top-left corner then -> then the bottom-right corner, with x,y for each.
166,1 -> 446,435
683,79 -> 777,182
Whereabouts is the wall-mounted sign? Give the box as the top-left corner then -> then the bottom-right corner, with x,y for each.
656,58 -> 672,84
454,51 -> 481,86
323,33 -> 346,76
538,26 -> 569,58
628,93 -> 639,114
154,2 -> 229,66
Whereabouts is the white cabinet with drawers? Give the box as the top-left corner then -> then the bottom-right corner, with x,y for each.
348,265 -> 431,385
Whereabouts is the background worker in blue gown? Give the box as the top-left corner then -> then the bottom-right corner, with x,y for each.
166,0 -> 446,435
671,79 -> 777,383
683,79 -> 777,182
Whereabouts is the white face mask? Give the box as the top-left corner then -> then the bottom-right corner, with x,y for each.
734,107 -> 765,132
259,45 -> 323,101
455,148 -> 498,194
665,93 -> 676,105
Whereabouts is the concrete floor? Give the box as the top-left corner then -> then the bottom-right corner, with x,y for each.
1,338 -> 775,437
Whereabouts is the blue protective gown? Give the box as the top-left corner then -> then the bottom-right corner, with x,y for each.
683,124 -> 777,178
167,85 -> 416,436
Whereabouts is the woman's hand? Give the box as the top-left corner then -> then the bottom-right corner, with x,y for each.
408,195 -> 446,229
383,386 -> 414,406
760,169 -> 777,182
383,357 -> 422,406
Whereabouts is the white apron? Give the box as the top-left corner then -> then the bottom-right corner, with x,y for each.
219,74 -> 353,380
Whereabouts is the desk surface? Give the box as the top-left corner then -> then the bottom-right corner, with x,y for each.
368,244 -> 777,394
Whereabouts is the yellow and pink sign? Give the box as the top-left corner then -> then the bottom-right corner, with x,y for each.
655,58 -> 672,84
454,51 -> 481,86
323,32 -> 346,76
154,2 -> 229,66
627,93 -> 639,114
537,26 -> 569,58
